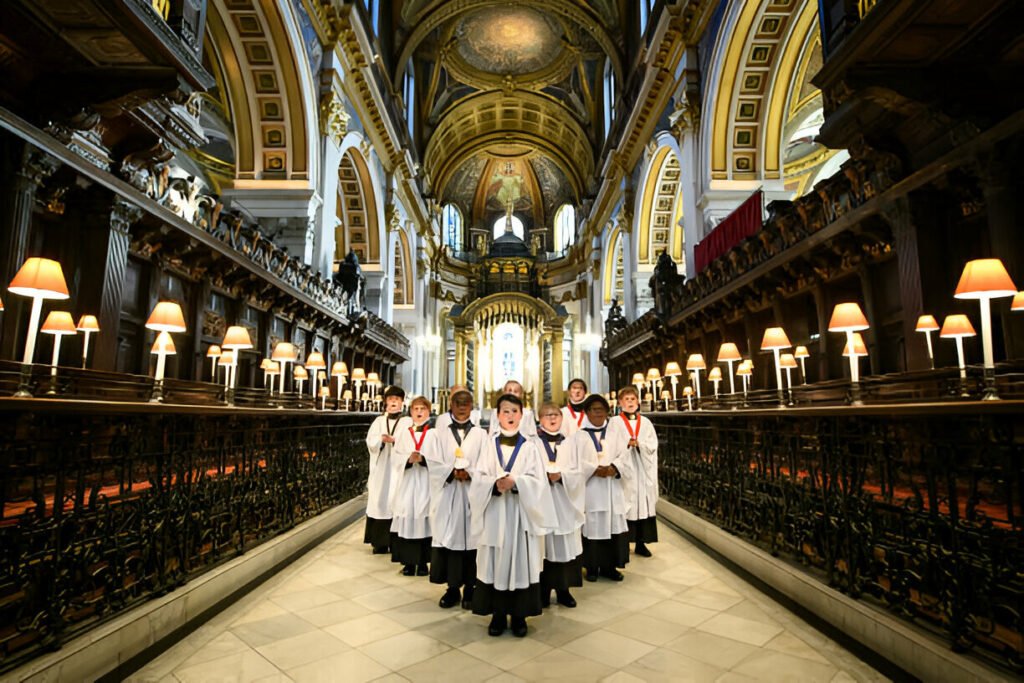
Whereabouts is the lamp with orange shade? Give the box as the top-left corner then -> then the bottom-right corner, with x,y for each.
149,331 -> 175,401
218,350 -> 235,388
319,385 -> 331,410
631,372 -> 645,398
41,311 -> 76,395
8,257 -> 70,397
367,370 -> 380,400
351,367 -> 366,410
271,342 -> 298,400
828,303 -> 869,406
779,353 -> 798,405
760,327 -> 791,408
685,354 -> 706,409
1012,291 -> 1024,312
707,366 -> 723,399
716,343 -> 742,395
76,315 -> 99,369
207,345 -> 222,380
940,314 -> 976,396
306,351 -> 327,397
222,327 -> 253,404
664,361 -> 682,404
293,365 -> 309,395
342,388 -> 353,411
914,315 -> 940,370
331,361 -> 348,408
793,346 -> 809,384
260,358 -> 276,393
955,258 -> 1017,400
145,301 -> 186,403
736,360 -> 752,406
682,385 -> 694,411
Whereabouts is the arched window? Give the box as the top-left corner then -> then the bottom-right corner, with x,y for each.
403,60 -> 415,140
553,204 -> 576,253
492,214 -> 524,240
442,204 -> 463,251
603,60 -> 617,137
639,0 -> 653,36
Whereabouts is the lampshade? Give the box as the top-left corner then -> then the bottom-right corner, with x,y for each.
151,331 -> 176,355
664,361 -> 682,377
222,326 -> 253,350
76,314 -> 100,332
717,343 -> 742,363
207,345 -> 222,358
779,353 -> 799,368
40,311 -> 77,335
954,258 -> 1017,299
708,367 -> 723,381
736,363 -> 752,376
682,386 -> 693,396
219,349 -> 235,364
367,371 -> 380,384
685,354 -> 706,371
260,358 -> 275,370
842,333 -> 868,358
660,390 -> 671,399
271,342 -> 297,362
319,386 -> 331,398
0,295 -> 4,311
146,301 -> 187,332
939,314 -> 976,338
631,372 -> 645,385
293,366 -> 309,380
351,367 -> 367,382
646,367 -> 661,381
828,303 -> 869,332
793,345 -> 809,359
265,360 -> 280,375
760,327 -> 791,350
8,257 -> 70,300
915,315 -> 940,332
331,361 -> 349,376
306,351 -> 327,370
342,389 -> 353,399
1011,292 -> 1024,311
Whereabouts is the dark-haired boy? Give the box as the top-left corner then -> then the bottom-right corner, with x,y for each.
364,386 -> 411,554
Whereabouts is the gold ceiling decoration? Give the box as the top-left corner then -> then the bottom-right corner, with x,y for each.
423,91 -> 593,202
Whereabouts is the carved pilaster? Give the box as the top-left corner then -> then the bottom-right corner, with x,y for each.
881,197 -> 928,370
91,198 -> 143,371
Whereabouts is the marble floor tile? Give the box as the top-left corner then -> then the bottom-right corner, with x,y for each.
460,636 -> 552,670
230,613 -> 320,649
381,598 -> 460,629
414,612 -> 491,648
626,648 -> 725,682
509,646 -> 616,681
663,630 -> 759,669
361,631 -> 451,671
254,629 -> 350,671
397,648 -> 502,682
174,649 -> 280,683
644,599 -> 718,628
729,649 -> 838,682
763,631 -> 834,666
603,613 -> 690,646
675,587 -> 745,611
696,612 -> 785,647
294,597 -> 372,628
324,613 -> 407,647
352,586 -> 423,612
560,629 -> 656,669
269,586 -> 347,613
286,649 -> 391,683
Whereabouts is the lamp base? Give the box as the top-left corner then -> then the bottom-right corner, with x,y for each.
981,368 -> 1000,401
776,389 -> 787,409
149,379 -> 165,404
225,387 -> 235,407
848,380 -> 864,407
14,365 -> 34,398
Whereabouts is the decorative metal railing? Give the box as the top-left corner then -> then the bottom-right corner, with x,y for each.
0,400 -> 372,674
652,403 -> 1024,673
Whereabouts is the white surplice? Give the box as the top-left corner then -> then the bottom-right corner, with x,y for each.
487,408 -> 537,438
469,434 -> 557,590
607,412 -> 659,522
559,405 -> 586,438
424,419 -> 486,551
364,413 -> 412,519
389,423 -> 434,539
572,418 -> 633,540
531,432 -> 585,562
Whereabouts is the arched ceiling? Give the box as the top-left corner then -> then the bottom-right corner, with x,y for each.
392,1 -> 624,228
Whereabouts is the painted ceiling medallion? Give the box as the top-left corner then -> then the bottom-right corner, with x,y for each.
454,7 -> 563,76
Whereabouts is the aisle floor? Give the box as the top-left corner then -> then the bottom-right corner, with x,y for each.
129,518 -> 886,682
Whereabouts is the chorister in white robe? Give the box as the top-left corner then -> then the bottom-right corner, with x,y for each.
365,414 -> 412,519
573,418 -> 633,540
607,413 -> 659,523
531,432 -> 585,563
559,404 -> 586,438
389,424 -> 434,540
435,409 -> 482,433
469,436 -> 557,592
424,421 -> 486,551
487,408 -> 537,438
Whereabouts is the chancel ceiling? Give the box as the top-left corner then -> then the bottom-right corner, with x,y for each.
394,0 -> 624,230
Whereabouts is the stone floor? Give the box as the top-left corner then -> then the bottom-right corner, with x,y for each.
129,520 -> 887,682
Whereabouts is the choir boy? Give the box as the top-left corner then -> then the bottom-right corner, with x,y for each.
574,393 -> 632,581
424,385 -> 485,609
390,395 -> 434,576
487,380 -> 537,437
470,393 -> 556,637
364,386 -> 410,554
608,386 -> 659,557
560,378 -> 588,437
533,402 -> 584,608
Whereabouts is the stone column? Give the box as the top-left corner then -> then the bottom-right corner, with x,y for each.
551,329 -> 564,404
0,146 -> 60,359
883,198 -> 928,371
